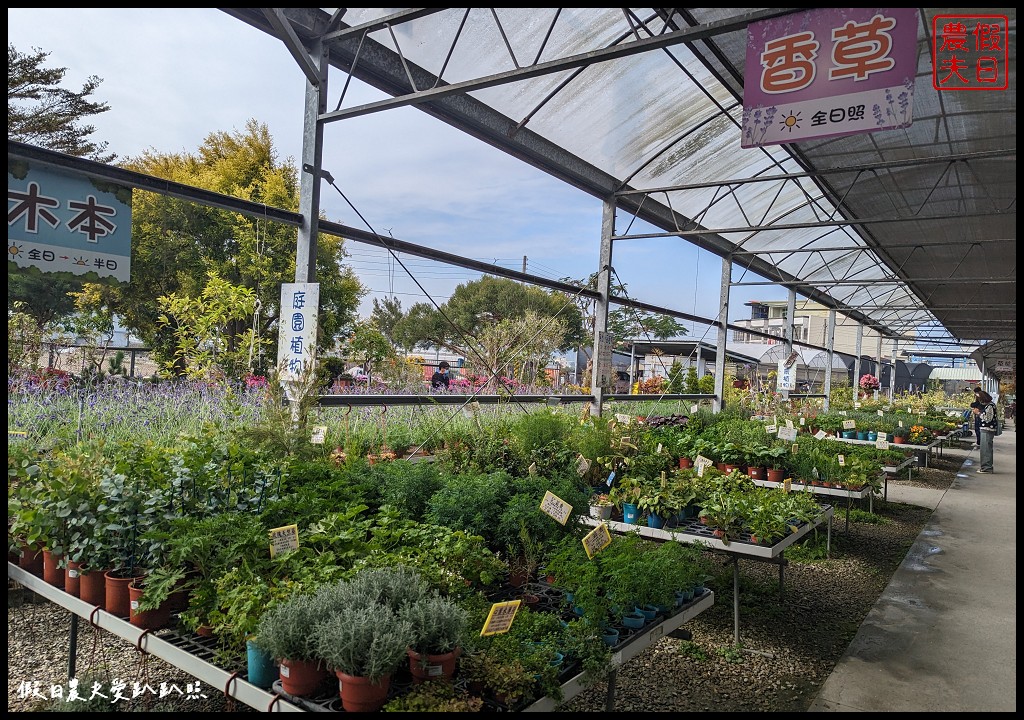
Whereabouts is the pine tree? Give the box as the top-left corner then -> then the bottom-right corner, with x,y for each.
8,43 -> 115,161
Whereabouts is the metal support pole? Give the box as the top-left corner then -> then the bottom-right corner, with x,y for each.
590,199 -> 615,418
628,343 -> 636,392
778,556 -> 785,600
890,339 -> 898,401
713,258 -> 731,413
876,333 -> 883,400
732,558 -> 741,644
823,309 -> 836,411
782,288 -> 796,403
295,39 -> 328,284
605,669 -> 618,711
68,613 -> 78,680
853,325 -> 864,405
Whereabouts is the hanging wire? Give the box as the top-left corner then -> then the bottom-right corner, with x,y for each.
321,175 -> 532,410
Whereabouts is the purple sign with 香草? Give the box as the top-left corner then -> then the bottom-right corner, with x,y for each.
742,8 -> 918,148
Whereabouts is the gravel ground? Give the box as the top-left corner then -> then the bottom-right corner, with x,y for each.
8,453 -> 962,713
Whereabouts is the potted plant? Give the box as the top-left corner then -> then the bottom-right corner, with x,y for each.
313,604 -> 414,712
636,481 -> 674,529
399,593 -> 470,684
253,592 -> 333,697
608,476 -> 644,524
588,492 -> 613,520
697,490 -> 745,544
762,445 -> 791,482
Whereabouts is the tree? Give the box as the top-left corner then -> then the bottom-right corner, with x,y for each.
370,296 -> 406,349
561,272 -> 687,344
339,320 -> 394,383
8,44 -> 116,329
157,270 -> 268,381
8,43 -> 115,162
392,276 -> 585,362
89,121 -> 365,375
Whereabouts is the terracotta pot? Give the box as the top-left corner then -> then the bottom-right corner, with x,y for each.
766,468 -> 786,482
18,546 -> 44,577
129,581 -> 172,630
407,647 -> 461,684
893,436 -> 906,445
678,457 -> 694,469
279,658 -> 329,697
104,571 -> 144,618
747,466 -> 766,480
336,670 -> 391,712
79,568 -> 109,607
65,560 -> 82,598
196,624 -> 215,637
42,549 -> 64,587
723,464 -> 740,474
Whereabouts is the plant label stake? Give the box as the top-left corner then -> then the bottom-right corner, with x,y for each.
582,523 -> 612,559
269,524 -> 299,558
480,600 -> 521,636
539,491 -> 572,526
576,455 -> 591,476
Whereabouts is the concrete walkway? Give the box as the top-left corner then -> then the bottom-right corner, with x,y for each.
809,423 -> 1017,712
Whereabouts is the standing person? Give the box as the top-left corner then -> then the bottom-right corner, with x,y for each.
972,386 -> 984,448
431,360 -> 450,390
975,390 -> 997,473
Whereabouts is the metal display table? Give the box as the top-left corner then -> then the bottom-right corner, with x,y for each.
752,478 -> 873,529
580,505 -> 833,647
8,561 -> 712,713
8,563 -> 306,712
833,435 -> 941,467
523,590 -> 715,712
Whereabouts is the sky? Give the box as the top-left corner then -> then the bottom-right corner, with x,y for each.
8,8 -> 788,344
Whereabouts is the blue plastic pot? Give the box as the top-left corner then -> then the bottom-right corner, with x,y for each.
647,513 -> 665,529
246,639 -> 278,689
622,611 -> 647,629
622,503 -> 639,524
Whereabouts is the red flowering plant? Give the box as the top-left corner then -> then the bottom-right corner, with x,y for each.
859,374 -> 880,392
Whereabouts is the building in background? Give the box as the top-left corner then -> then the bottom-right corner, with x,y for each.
732,300 -> 905,358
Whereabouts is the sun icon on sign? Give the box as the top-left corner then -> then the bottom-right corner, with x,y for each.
779,111 -> 802,133
8,242 -> 24,258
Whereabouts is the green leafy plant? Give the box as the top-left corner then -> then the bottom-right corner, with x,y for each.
313,603 -> 413,680
399,593 -> 470,657
381,681 -> 484,712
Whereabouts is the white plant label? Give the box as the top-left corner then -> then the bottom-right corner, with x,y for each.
310,425 -> 327,444
766,424 -> 778,434
838,454 -> 846,466
615,413 -> 631,424
786,419 -> 794,429
876,439 -> 890,450
877,409 -> 884,416
843,419 -> 856,430
269,524 -> 300,558
576,455 -> 591,476
814,430 -> 827,440
799,417 -> 805,426
691,404 -> 699,413
539,491 -> 572,525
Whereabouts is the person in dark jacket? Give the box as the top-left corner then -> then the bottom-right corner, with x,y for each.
431,361 -> 450,390
975,389 -> 997,473
972,386 -> 984,447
